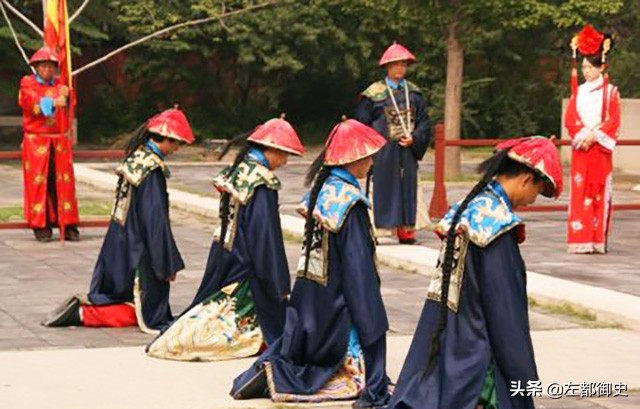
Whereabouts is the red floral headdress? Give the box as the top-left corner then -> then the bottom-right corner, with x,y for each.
569,25 -> 614,122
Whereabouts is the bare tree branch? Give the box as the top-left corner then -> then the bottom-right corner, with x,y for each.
73,1 -> 279,76
1,0 -> 43,37
218,2 -> 232,32
0,1 -> 35,72
69,0 -> 91,23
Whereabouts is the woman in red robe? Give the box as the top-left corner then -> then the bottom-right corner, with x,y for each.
564,25 -> 620,254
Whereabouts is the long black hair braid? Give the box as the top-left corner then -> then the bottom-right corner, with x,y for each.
302,149 -> 331,273
112,122 -> 153,213
124,122 -> 151,157
424,148 -> 512,378
216,137 -> 253,264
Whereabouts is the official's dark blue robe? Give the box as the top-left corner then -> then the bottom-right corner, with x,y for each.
145,151 -> 290,361
231,168 -> 389,406
190,184 -> 290,344
354,79 -> 431,229
389,181 -> 538,409
88,168 -> 184,330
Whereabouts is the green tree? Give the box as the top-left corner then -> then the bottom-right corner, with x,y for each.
2,0 -> 634,149
420,0 -> 624,177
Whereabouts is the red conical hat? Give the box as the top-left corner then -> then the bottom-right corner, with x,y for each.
147,107 -> 195,144
496,136 -> 563,198
29,46 -> 59,65
378,42 -> 416,66
247,117 -> 305,156
324,119 -> 386,166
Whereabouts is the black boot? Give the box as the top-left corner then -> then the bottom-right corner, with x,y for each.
33,227 -> 52,242
398,237 -> 417,245
64,225 -> 80,242
232,367 -> 269,400
42,296 -> 82,327
352,395 -> 390,409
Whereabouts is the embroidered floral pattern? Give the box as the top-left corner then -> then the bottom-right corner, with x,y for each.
210,158 -> 280,251
212,159 -> 280,206
361,80 -> 421,102
298,175 -> 370,233
435,181 -> 522,248
265,327 -> 365,402
146,280 -> 263,361
116,145 -> 168,187
426,233 -> 470,312
111,145 -> 167,226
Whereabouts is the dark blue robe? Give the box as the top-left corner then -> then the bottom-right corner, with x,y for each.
354,80 -> 431,229
389,183 -> 538,409
189,185 -> 290,344
88,169 -> 184,330
231,172 -> 389,405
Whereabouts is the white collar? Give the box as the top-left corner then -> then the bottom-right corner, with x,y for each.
583,75 -> 604,91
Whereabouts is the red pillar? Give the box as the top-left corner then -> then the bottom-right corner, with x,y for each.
429,123 -> 449,220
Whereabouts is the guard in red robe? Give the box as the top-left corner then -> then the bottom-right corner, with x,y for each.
18,46 -> 79,242
564,25 -> 620,254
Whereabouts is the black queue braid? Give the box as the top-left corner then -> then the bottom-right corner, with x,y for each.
365,169 -> 372,198
217,129 -> 254,161
424,148 -> 512,378
216,141 -> 252,264
304,147 -> 327,187
113,122 -> 153,213
124,122 -> 151,157
302,150 -> 331,273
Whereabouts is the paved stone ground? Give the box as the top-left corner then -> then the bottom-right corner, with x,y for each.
0,162 -> 587,349
437,182 -> 640,297
1,162 -> 639,408
90,156 -> 640,298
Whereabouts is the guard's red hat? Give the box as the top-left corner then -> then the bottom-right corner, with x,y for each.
147,107 -> 195,144
496,136 -> 563,198
324,119 -> 386,166
378,42 -> 416,66
29,46 -> 59,65
247,117 -> 305,156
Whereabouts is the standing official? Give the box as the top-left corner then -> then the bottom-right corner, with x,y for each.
355,42 -> 431,244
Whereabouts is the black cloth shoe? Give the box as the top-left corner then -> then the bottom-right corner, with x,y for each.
64,225 -> 80,242
352,397 -> 389,409
42,296 -> 82,327
232,367 -> 269,400
398,238 -> 417,245
33,227 -> 52,242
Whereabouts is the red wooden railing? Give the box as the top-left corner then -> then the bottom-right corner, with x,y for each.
428,123 -> 640,219
0,150 -> 123,231
0,150 -> 124,160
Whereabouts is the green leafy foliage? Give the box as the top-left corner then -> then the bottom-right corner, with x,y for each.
0,0 -> 636,144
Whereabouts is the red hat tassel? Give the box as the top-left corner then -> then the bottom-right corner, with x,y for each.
600,37 -> 612,122
571,61 -> 578,98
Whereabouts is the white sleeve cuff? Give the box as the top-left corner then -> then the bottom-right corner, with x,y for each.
572,127 -> 590,149
595,130 -> 616,151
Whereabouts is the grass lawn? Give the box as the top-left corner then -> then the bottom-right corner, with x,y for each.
0,200 -> 112,222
